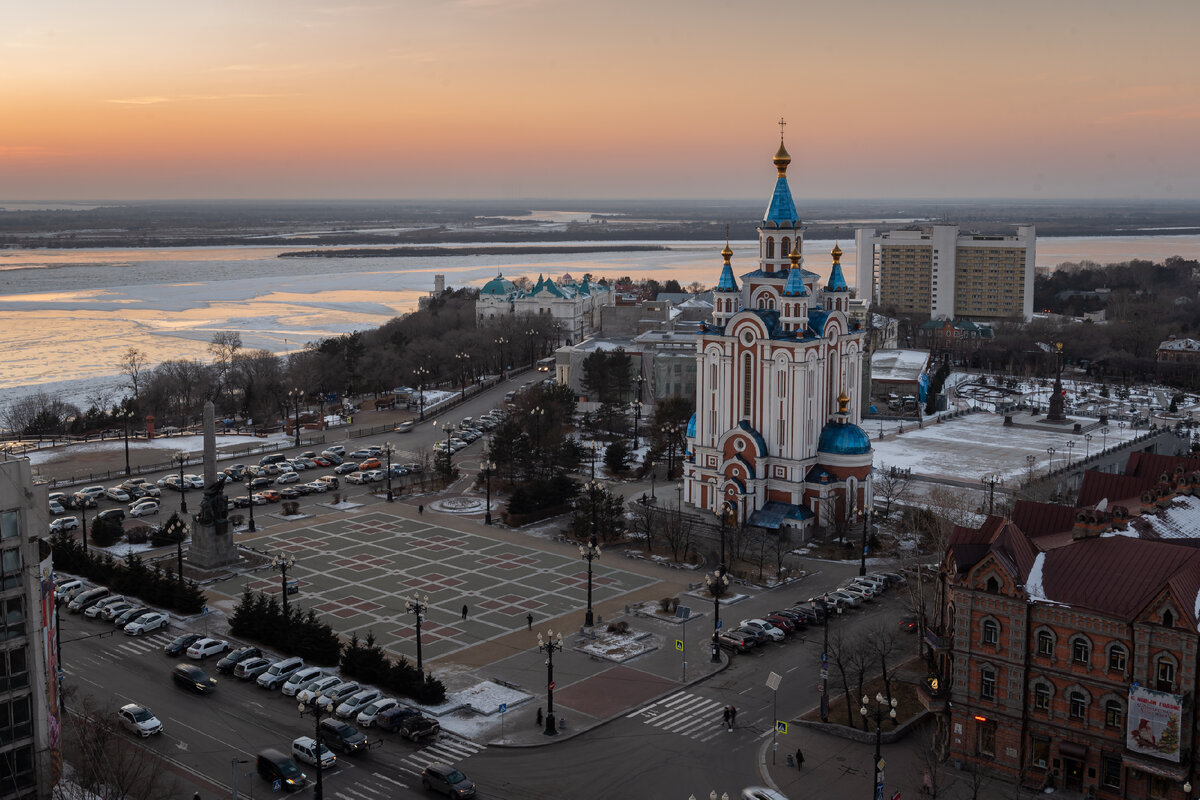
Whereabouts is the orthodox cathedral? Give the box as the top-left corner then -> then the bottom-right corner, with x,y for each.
683,135 -> 872,539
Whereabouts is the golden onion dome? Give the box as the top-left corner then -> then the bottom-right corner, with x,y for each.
789,238 -> 801,266
831,242 -> 843,263
773,141 -> 791,176
837,390 -> 850,413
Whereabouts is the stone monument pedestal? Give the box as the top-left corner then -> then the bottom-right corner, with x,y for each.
189,517 -> 240,569
187,400 -> 241,570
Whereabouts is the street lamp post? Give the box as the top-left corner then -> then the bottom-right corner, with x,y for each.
649,460 -> 656,500
406,594 -> 429,675
527,328 -> 538,367
175,451 -> 188,513
531,407 -> 545,450
383,441 -> 395,502
1067,440 -> 1075,466
859,509 -> 871,576
860,693 -> 898,800
120,401 -> 133,476
581,479 -> 603,627
1085,432 -> 1093,460
1025,454 -> 1037,486
456,352 -> 470,400
482,458 -> 495,525
495,336 -> 508,379
630,399 -> 643,450
1047,446 -> 1056,473
981,473 -> 1001,516
536,629 -> 565,735
297,698 -> 333,800
80,510 -> 88,557
707,504 -> 732,662
271,553 -> 296,620
1101,425 -> 1110,451
414,366 -> 429,421
289,388 -> 303,448
246,476 -> 256,532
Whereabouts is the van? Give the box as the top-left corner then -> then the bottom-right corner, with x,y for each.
256,748 -> 306,791
76,485 -> 106,500
257,656 -> 305,689
68,587 -> 111,613
259,453 -> 287,466
291,736 -> 336,769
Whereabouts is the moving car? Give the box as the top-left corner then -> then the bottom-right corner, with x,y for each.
172,662 -> 217,693
125,611 -> 169,635
421,763 -> 476,798
164,633 -> 203,657
292,736 -> 336,769
256,748 -> 306,791
186,638 -> 229,660
317,718 -> 368,755
216,645 -> 262,674
117,703 -> 164,737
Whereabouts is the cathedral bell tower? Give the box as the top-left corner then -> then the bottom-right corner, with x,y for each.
780,238 -> 809,333
712,234 -> 740,328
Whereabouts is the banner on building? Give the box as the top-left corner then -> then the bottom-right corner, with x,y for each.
40,558 -> 62,783
1127,685 -> 1183,763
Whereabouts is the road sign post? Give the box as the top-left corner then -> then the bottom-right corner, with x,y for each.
767,671 -> 783,764
676,606 -> 691,682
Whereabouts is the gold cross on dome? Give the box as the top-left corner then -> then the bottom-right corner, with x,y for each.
778,117 -> 786,139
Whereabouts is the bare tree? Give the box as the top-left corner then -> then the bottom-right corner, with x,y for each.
119,347 -> 150,400
874,461 -> 911,519
869,620 -> 900,708
828,626 -> 861,729
208,330 -> 243,409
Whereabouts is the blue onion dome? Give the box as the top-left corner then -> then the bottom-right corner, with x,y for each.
481,273 -> 515,296
817,420 -> 872,455
686,413 -> 696,438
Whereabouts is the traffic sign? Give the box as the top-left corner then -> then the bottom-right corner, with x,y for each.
675,639 -> 684,652
498,703 -> 507,714
273,779 -> 282,792
817,683 -> 825,693
775,720 -> 788,734
549,681 -> 556,691
716,619 -> 723,630
766,671 -> 782,691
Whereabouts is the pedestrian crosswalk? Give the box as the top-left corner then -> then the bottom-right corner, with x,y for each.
112,630 -> 174,658
626,691 -> 731,742
397,733 -> 486,778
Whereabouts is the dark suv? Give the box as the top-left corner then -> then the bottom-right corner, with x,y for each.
318,718 -> 367,755
421,763 -> 475,798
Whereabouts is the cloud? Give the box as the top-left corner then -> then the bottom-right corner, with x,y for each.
107,97 -> 172,105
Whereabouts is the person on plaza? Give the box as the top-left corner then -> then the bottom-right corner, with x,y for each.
462,604 -> 469,621
418,504 -> 423,514
729,705 -> 737,726
795,748 -> 804,771
526,613 -> 534,630
536,708 -> 543,727
722,706 -> 731,729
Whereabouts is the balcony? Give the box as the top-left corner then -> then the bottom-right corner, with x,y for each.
925,627 -> 952,651
918,675 -> 949,712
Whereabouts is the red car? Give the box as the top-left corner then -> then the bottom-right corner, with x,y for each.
898,615 -> 918,634
764,614 -> 795,634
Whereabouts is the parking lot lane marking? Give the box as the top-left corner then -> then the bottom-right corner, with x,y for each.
371,772 -> 407,788
786,665 -> 799,673
738,687 -> 753,694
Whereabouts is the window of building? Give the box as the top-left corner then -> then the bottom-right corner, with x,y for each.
0,546 -> 19,591
781,238 -> 790,257
1033,683 -> 1050,711
0,646 -> 28,692
982,620 -> 999,646
1108,644 -> 1127,673
1101,757 -> 1121,790
1069,691 -> 1087,719
1156,657 -> 1176,692
1071,637 -> 1091,666
0,510 -> 17,541
1031,737 -> 1049,768
0,597 -> 24,641
0,744 -> 34,792
985,576 -> 999,593
1037,630 -> 1054,658
0,695 -> 32,741
980,667 -> 996,701
976,722 -> 996,758
1104,699 -> 1124,728
741,353 -> 753,419
1162,610 -> 1174,627
766,238 -> 775,259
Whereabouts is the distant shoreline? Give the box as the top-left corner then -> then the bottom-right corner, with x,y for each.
276,244 -> 670,259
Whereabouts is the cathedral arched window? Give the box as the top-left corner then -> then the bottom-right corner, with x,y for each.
781,238 -> 790,258
742,352 -> 753,418
766,238 -> 775,259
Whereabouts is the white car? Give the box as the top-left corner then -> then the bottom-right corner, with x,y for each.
303,481 -> 328,494
100,601 -> 137,622
362,470 -> 384,483
336,688 -> 381,719
49,500 -> 65,515
292,736 -> 336,769
827,590 -> 862,608
129,500 -> 160,517
84,595 -> 127,619
739,619 -> 785,642
281,667 -> 326,697
316,681 -> 361,709
840,583 -> 875,602
186,638 -> 229,660
276,471 -> 301,484
345,472 -> 370,485
49,517 -> 79,533
184,474 -> 205,489
356,697 -> 399,727
104,487 -> 131,502
124,611 -> 168,635
296,675 -> 342,705
118,703 -> 163,737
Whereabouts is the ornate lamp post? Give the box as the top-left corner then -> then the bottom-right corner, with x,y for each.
406,594 -> 430,675
175,451 -> 188,513
527,327 -> 538,367
383,441 -> 395,502
246,476 -> 256,532
456,352 -> 470,400
414,366 -> 430,421
80,510 -> 88,557
1046,446 -> 1056,473
119,401 -> 133,476
648,460 -> 657,500
859,508 -> 871,576
1025,453 -> 1037,486
981,473 -> 1001,515
630,399 -> 643,450
288,388 -> 303,448
271,553 -> 296,620
536,629 -> 565,735
531,406 -> 546,450
297,697 -> 333,800
481,458 -> 495,525
706,503 -> 733,662
495,336 -> 508,379
860,692 -> 898,800
581,479 -> 603,627
1101,425 -> 1110,451
1084,432 -> 1093,460
1066,440 -> 1075,466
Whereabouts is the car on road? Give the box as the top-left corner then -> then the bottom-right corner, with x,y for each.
356,697 -> 399,727
281,667 -> 325,697
172,662 -> 217,694
317,718 -> 368,755
296,675 -> 342,705
335,688 -> 381,719
164,633 -> 204,657
216,645 -> 262,674
125,611 -> 168,635
129,500 -> 160,517
186,638 -> 229,660
741,788 -> 789,800
292,736 -> 336,770
49,516 -> 79,533
234,657 -> 274,681
117,703 -> 164,737
256,748 -> 307,791
421,763 -> 476,798
739,619 -> 785,642
898,615 -> 918,634
69,587 -> 112,614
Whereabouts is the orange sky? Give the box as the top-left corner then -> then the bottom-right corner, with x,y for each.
4,0 -> 1199,200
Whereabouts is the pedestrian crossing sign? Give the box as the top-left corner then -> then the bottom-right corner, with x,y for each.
775,720 -> 788,734
675,639 -> 684,651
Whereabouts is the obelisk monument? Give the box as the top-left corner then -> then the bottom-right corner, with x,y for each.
188,401 -> 239,568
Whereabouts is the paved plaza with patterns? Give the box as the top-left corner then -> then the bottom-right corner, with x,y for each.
208,510 -> 658,663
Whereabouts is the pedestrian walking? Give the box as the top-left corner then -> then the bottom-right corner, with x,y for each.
462,604 -> 469,621
921,769 -> 933,795
536,707 -> 543,727
526,613 -> 534,630
722,706 -> 731,730
795,748 -> 804,771
418,504 -> 424,514
729,705 -> 737,726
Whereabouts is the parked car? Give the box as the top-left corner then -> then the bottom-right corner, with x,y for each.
256,748 -> 306,792
69,587 -> 112,613
49,491 -> 72,509
826,590 -> 861,609
162,632 -> 202,656
183,474 -> 205,490
277,471 -> 301,484
315,680 -> 361,708
186,638 -> 229,660
114,606 -> 152,627
279,487 -> 302,500
117,703 -> 163,737
129,500 -> 160,517
319,452 -> 343,465
316,476 -> 339,490
292,736 -> 336,770
733,626 -> 767,647
739,619 -> 785,642
303,481 -> 328,494
100,601 -> 137,622
718,630 -> 754,653
362,470 -> 384,483
281,667 -> 325,697
358,458 -> 382,471
898,615 -> 918,634
421,763 -> 476,798
49,516 -> 79,533
235,657 -> 275,681
104,487 -> 131,502
49,500 -> 65,515
224,465 -> 247,481
345,472 -> 370,485
95,508 -> 126,524
54,578 -> 83,603
347,449 -> 371,460
249,477 -> 272,491
378,707 -> 440,740
172,662 -> 217,693
334,462 -> 359,475
335,688 -> 382,719
259,490 -> 282,503
216,645 -> 262,674
83,594 -> 126,619
763,614 -> 797,634
257,656 -> 305,689
125,611 -> 169,635
325,445 -> 346,457
296,675 -> 342,705
318,718 -> 368,755
356,697 -> 399,727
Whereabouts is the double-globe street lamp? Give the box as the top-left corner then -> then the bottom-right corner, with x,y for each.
495,336 -> 508,380
706,504 -> 733,663
272,553 -> 296,620
406,594 -> 430,675
630,399 -> 643,450
860,692 -> 898,800
383,441 -> 396,502
246,476 -> 257,532
288,388 -> 303,448
297,697 -> 334,799
175,451 -> 188,513
481,458 -> 496,526
981,473 -> 1002,516
536,630 -> 565,736
581,478 -> 604,627
414,366 -> 430,421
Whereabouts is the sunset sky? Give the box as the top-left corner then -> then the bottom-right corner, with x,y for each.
5,0 -> 1199,201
